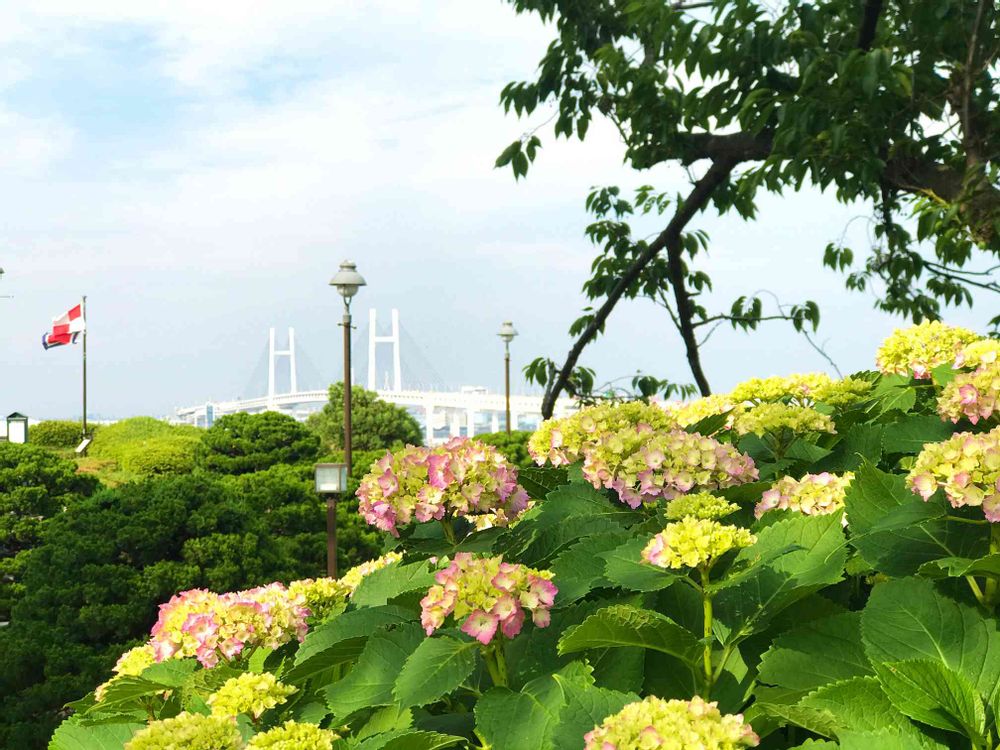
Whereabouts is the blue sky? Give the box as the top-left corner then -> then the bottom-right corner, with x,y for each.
1,1 -> 996,420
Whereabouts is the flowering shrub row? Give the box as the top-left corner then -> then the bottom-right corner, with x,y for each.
53,323 -> 1000,750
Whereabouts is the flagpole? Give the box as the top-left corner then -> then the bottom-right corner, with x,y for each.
82,295 -> 87,437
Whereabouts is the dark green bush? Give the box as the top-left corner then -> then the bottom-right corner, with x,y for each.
196,411 -> 319,475
118,437 -> 197,476
474,429 -> 534,468
306,383 -> 422,451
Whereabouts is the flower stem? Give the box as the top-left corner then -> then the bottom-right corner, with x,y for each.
984,523 -> 1000,608
440,518 -> 457,545
700,566 -> 714,697
483,640 -> 509,688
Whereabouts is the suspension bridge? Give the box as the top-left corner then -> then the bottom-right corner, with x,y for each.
174,309 -> 576,444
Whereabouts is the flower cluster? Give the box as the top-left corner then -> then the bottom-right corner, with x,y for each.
286,552 -> 405,622
937,361 -> 1000,424
246,721 -> 339,750
149,583 -> 310,668
207,672 -> 296,719
420,553 -> 557,644
875,321 -> 979,378
955,338 -> 1000,369
357,438 -> 529,537
584,695 -> 759,750
908,427 -> 1000,522
583,426 -> 757,508
95,644 -> 156,701
755,472 -> 853,523
730,372 -> 869,407
732,403 -> 836,437
339,550 -> 404,591
125,712 -> 242,750
642,517 -> 756,570
528,401 -> 678,466
669,393 -> 740,429
665,491 -> 739,521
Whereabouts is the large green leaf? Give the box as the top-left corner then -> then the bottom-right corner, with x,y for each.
845,462 -> 986,576
874,659 -> 985,741
714,513 -> 847,643
49,721 -> 144,750
288,605 -> 414,682
353,730 -> 466,750
393,636 -> 478,708
475,686 -> 560,750
757,612 -> 872,699
918,554 -> 1000,579
549,678 -> 637,750
549,531 -> 629,604
324,624 -> 424,718
601,537 -> 677,592
861,577 -> 1000,715
881,414 -> 954,454
518,466 -> 570,500
351,562 -> 437,607
557,604 -> 700,662
815,423 -> 884,472
500,482 -> 635,565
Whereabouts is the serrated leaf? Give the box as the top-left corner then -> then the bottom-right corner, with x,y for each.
558,604 -> 700,661
875,659 -> 985,740
350,562 -> 436,607
518,466 -> 569,500
324,624 -> 424,718
714,513 -> 847,642
354,730 -> 466,750
918,553 -> 1000,578
882,415 -> 954,454
475,686 -> 559,750
861,577 -> 1000,715
289,605 -> 414,682
845,462 -> 986,576
49,721 -> 144,750
394,636 -> 478,708
601,537 -> 677,592
757,612 -> 872,698
549,532 -> 629,603
549,679 -> 637,750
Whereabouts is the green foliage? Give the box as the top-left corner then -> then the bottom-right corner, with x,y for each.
0,473 -> 325,747
196,411 -> 319,475
90,417 -> 201,461
37,358 -> 1000,750
473,430 -> 533,468
87,417 -> 202,481
306,383 -> 423,452
0,442 -> 98,620
117,437 -> 196,476
29,420 -> 89,448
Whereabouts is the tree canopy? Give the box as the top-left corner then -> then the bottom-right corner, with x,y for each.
306,382 -> 423,451
196,411 -> 320,475
0,443 -> 98,620
498,0 -> 1000,414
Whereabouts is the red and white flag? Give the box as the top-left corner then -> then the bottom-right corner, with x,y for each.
42,303 -> 86,350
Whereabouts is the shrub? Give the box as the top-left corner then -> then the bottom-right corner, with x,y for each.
196,412 -> 319,475
29,420 -> 89,448
46,323 -> 1000,750
0,473 -> 316,747
117,437 -> 197,476
306,383 -> 422,451
0,443 -> 98,620
474,429 -> 533,468
89,417 -> 201,461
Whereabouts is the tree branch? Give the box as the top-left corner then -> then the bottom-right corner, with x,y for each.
856,0 -> 885,51
541,158 -> 737,417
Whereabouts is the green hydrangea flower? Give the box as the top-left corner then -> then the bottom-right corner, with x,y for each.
125,713 -> 242,750
247,720 -> 339,750
207,672 -> 296,719
876,321 -> 978,378
665,492 -> 739,520
732,403 -> 835,437
642,518 -> 756,570
584,695 -> 759,749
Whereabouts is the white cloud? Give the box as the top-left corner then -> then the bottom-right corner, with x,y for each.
0,107 -> 74,174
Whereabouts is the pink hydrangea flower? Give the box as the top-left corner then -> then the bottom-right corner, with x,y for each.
419,554 -> 556,645
356,439 -> 530,537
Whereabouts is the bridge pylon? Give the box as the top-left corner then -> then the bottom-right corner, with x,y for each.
268,327 -> 297,409
368,308 -> 402,393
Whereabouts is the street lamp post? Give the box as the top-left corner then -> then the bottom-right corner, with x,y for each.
329,259 -> 367,481
314,462 -> 348,577
498,321 -> 518,434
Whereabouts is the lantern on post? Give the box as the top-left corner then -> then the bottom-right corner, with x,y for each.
315,462 -> 349,578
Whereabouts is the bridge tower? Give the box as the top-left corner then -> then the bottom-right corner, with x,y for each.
368,308 -> 402,393
268,327 -> 298,409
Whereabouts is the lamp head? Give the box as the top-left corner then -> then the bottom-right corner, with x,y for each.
498,320 -> 518,344
329,260 -> 367,301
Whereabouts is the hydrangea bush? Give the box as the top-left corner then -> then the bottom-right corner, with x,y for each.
52,324 -> 1000,750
